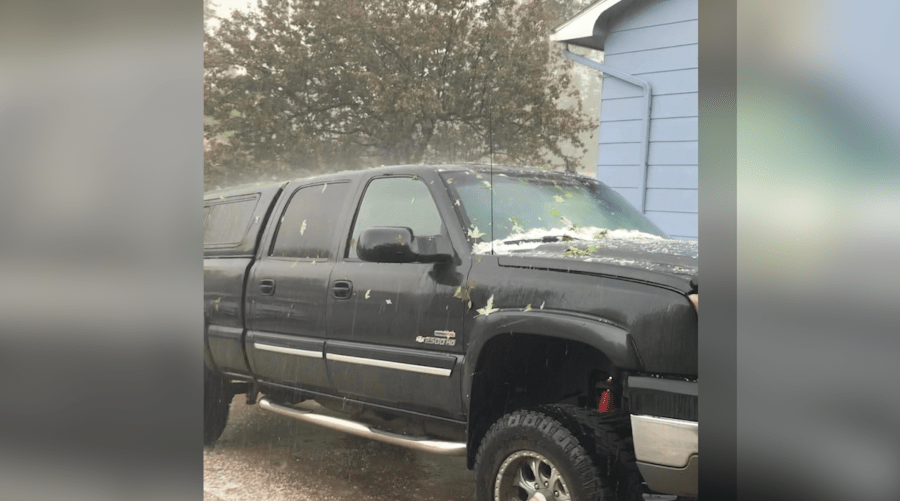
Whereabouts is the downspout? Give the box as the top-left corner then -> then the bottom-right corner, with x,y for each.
562,46 -> 652,213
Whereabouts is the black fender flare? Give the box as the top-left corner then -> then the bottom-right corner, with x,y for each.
461,308 -> 643,413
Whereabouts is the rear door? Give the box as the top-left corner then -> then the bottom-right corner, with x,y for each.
204,185 -> 283,376
245,180 -> 354,393
326,172 -> 470,420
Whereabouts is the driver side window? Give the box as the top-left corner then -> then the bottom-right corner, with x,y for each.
347,177 -> 443,259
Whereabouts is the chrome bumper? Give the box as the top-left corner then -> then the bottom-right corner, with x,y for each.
630,414 -> 698,497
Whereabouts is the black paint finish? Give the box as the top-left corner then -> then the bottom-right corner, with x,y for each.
204,164 -> 698,450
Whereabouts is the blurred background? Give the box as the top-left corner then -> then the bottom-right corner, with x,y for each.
735,1 -> 900,500
1,1 -> 899,500
0,2 -> 202,500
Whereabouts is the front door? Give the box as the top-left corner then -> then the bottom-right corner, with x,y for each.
326,174 -> 468,420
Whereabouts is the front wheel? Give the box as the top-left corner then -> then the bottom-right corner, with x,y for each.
475,410 -> 605,501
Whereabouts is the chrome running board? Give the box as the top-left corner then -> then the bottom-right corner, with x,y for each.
258,398 -> 466,456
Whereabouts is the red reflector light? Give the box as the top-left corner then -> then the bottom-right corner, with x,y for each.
598,390 -> 614,413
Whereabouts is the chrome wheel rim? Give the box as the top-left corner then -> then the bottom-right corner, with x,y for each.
494,450 -> 571,501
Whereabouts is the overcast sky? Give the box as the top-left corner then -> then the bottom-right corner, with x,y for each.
213,0 -> 257,18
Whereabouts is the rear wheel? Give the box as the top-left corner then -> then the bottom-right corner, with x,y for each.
203,369 -> 231,445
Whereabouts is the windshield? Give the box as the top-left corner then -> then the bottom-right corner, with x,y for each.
442,170 -> 667,242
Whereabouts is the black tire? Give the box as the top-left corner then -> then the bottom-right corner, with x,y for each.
475,409 -> 605,501
540,405 -> 645,501
204,369 -> 231,446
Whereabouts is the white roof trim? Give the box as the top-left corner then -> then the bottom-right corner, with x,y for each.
549,0 -> 624,44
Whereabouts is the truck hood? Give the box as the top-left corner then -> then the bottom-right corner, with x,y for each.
474,228 -> 698,294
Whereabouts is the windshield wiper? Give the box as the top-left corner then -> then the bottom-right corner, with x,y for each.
501,235 -> 581,245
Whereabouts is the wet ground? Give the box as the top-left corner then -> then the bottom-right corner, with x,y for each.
203,395 -> 681,501
203,395 -> 475,501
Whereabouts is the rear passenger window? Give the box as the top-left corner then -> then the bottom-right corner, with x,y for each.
348,177 -> 443,259
204,196 -> 259,247
270,182 -> 350,259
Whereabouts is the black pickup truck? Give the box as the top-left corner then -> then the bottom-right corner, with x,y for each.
203,165 -> 698,501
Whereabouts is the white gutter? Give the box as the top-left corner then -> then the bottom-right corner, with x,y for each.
561,48 -> 652,213
549,0 -> 625,50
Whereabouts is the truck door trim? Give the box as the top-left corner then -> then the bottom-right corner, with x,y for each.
253,342 -> 322,359
326,353 -> 452,377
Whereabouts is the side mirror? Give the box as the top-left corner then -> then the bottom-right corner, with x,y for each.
357,227 -> 418,263
357,227 -> 453,264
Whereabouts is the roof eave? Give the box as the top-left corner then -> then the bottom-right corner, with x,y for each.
549,0 -> 638,51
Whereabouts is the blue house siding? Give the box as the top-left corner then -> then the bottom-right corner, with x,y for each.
601,69 -> 698,99
597,165 -> 698,190
595,141 -> 696,167
595,0 -> 698,240
599,117 -> 698,143
610,0 -> 698,31
599,93 -> 698,121
602,20 -> 698,54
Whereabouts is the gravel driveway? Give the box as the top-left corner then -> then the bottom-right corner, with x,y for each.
204,395 -> 681,501
204,395 -> 474,501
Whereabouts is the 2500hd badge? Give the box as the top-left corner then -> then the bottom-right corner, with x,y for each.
417,331 -> 457,346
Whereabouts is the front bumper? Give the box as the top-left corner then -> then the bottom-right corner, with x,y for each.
630,414 -> 698,498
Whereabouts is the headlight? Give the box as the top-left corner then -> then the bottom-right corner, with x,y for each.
688,293 -> 698,313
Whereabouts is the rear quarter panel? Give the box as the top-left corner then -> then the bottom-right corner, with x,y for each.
204,257 -> 252,375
